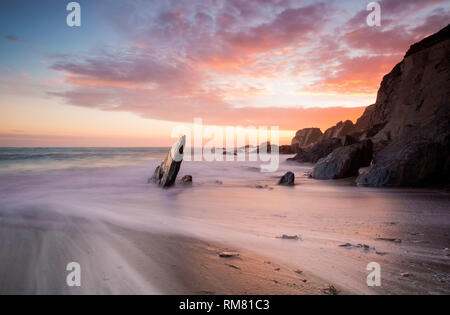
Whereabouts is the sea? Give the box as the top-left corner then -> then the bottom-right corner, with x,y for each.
0,147 -> 449,294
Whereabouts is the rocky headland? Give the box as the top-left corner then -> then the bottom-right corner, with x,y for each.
286,24 -> 450,187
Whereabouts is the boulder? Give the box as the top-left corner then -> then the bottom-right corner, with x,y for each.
278,172 -> 295,186
312,140 -> 373,180
180,175 -> 193,184
291,128 -> 323,148
151,136 -> 186,188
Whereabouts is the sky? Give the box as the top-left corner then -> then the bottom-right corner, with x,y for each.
0,0 -> 449,146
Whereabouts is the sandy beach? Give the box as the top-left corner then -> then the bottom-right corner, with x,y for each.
0,153 -> 449,295
0,210 -> 333,295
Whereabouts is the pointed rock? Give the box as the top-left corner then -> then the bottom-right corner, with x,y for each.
152,136 -> 186,188
278,172 -> 295,186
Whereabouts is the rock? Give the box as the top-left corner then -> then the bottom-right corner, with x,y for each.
357,103 -> 450,187
223,149 -> 237,156
354,104 -> 375,135
400,272 -> 410,278
339,135 -> 358,146
286,25 -> 450,187
279,145 -> 296,154
151,136 -> 186,188
312,140 -> 373,180
322,120 -> 356,141
375,238 -> 402,243
277,234 -> 300,240
365,25 -> 450,147
218,251 -> 239,258
351,25 -> 450,187
180,175 -> 193,184
291,128 -> 323,149
322,285 -> 339,295
278,172 -> 295,186
253,184 -> 272,190
257,141 -> 272,153
290,138 -> 343,163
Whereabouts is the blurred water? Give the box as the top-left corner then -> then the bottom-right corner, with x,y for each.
0,147 -> 169,173
0,149 -> 449,294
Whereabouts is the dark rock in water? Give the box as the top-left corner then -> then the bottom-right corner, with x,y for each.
357,103 -> 450,187
291,128 -> 323,149
151,136 -> 186,188
278,172 -> 295,186
312,140 -> 373,180
180,175 -> 193,184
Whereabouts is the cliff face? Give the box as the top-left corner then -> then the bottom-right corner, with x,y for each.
357,24 -> 450,187
357,102 -> 450,187
368,25 -> 450,144
290,25 -> 450,187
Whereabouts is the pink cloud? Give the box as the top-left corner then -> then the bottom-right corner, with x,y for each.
45,0 -> 449,130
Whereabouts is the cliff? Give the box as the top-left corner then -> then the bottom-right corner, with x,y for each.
290,24 -> 450,187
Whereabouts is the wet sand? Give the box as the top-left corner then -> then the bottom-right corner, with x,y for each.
0,155 -> 449,294
0,210 -> 335,295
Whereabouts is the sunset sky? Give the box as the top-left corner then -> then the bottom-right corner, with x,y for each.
0,0 -> 449,146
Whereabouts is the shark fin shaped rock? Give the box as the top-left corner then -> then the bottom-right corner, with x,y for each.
152,135 -> 186,188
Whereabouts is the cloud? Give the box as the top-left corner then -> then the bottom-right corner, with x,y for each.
45,0 -> 449,129
301,54 -> 401,95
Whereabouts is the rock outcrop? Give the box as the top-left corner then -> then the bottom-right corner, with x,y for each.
289,137 -> 350,164
291,128 -> 323,150
312,140 -> 373,180
289,25 -> 450,186
279,145 -> 297,154
152,136 -> 186,188
321,120 -> 356,141
355,24 -> 450,187
366,24 -> 450,147
351,104 -> 376,139
357,103 -> 450,187
278,172 -> 295,186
